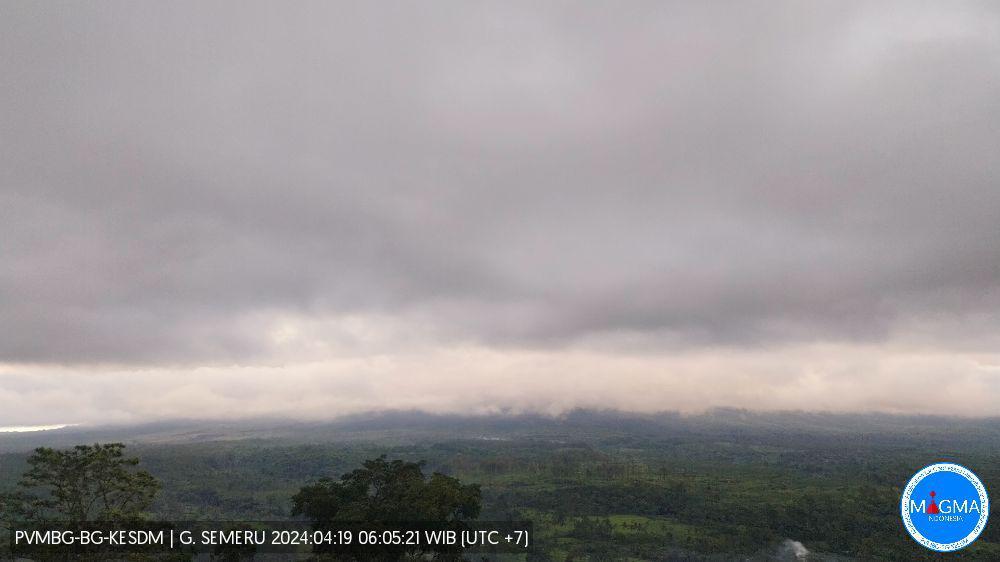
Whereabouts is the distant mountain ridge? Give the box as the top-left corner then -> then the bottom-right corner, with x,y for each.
3,408 -> 999,452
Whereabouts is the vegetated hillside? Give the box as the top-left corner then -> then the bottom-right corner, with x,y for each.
4,409 -> 1000,451
2,410 -> 999,560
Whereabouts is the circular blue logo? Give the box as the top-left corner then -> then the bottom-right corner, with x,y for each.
901,463 -> 989,552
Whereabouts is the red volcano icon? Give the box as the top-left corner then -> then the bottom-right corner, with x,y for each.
927,491 -> 940,514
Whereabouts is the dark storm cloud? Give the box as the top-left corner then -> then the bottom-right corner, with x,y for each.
2,1 -> 999,364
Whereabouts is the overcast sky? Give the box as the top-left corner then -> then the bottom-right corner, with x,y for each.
2,1 -> 999,425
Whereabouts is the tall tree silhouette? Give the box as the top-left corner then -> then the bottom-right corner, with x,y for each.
293,456 -> 481,560
1,443 -> 160,522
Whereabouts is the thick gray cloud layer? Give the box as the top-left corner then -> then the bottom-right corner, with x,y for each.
2,1 -> 1000,368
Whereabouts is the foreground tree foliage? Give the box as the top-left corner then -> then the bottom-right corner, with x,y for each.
292,456 -> 481,560
1,442 -> 160,522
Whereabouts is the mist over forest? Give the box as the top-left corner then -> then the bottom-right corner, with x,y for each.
3,410 -> 999,559
3,1 -> 1000,560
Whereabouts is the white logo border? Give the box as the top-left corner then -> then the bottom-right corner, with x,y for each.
900,462 -> 989,552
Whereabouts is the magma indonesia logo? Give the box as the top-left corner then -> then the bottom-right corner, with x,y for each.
901,463 -> 989,552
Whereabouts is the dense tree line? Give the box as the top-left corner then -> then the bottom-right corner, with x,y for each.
2,432 -> 999,561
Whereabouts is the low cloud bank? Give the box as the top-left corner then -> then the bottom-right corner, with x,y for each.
3,342 -> 998,426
